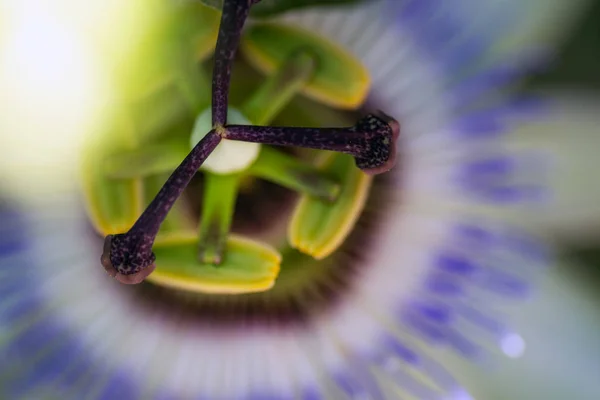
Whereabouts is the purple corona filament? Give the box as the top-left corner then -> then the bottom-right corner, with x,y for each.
225,112 -> 400,175
101,131 -> 221,284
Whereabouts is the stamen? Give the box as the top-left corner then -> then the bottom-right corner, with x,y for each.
101,131 -> 221,283
225,111 -> 400,175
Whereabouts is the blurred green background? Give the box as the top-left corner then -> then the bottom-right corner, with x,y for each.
529,0 -> 600,288
530,0 -> 600,89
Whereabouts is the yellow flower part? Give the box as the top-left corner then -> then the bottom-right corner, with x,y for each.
149,234 -> 282,294
241,22 -> 371,109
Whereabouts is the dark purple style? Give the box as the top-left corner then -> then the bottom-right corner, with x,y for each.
226,112 -> 400,175
211,0 -> 256,126
101,131 -> 221,284
101,0 -> 399,284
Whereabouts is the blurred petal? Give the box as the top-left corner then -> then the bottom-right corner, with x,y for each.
439,255 -> 600,400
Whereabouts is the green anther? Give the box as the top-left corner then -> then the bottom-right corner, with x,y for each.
149,234 -> 281,295
198,172 -> 241,264
241,22 -> 371,109
289,153 -> 372,260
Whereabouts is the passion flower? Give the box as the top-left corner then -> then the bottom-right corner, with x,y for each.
0,0 -> 552,399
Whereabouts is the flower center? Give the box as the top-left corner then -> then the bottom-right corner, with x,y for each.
84,1 -> 399,298
110,166 -> 399,327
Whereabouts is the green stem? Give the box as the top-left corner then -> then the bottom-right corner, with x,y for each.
241,50 -> 316,126
248,146 -> 340,202
198,172 -> 241,265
